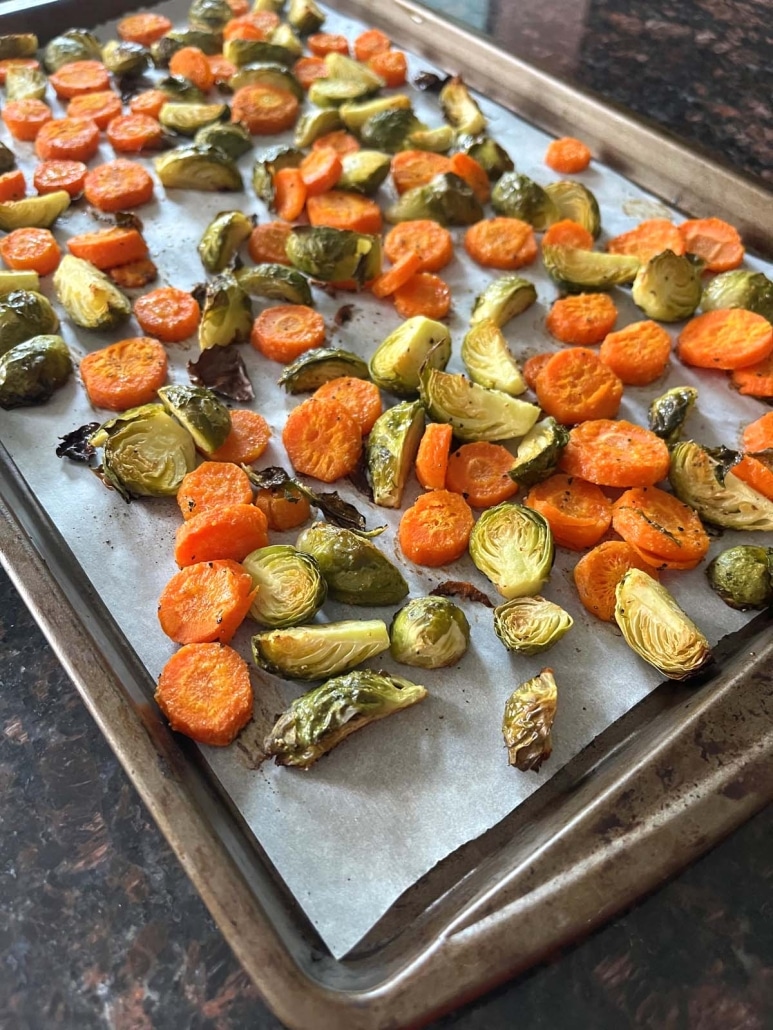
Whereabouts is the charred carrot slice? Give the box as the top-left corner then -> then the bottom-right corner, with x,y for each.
80,336 -> 168,412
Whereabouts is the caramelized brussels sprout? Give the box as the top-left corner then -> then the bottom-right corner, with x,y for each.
386,172 -> 484,226
53,256 -> 131,332
461,319 -> 526,396
369,316 -> 451,397
508,417 -> 570,486
194,121 -> 253,159
198,272 -> 253,350
43,30 -> 101,72
337,150 -> 391,195
0,33 -> 38,61
389,596 -> 470,669
294,106 -> 342,147
339,94 -> 412,132
91,405 -> 196,500
309,77 -> 379,107
324,52 -> 383,91
278,347 -> 370,393
236,263 -> 313,305
242,544 -> 327,627
366,399 -> 425,508
286,226 -> 381,285
491,172 -> 559,230
197,210 -> 253,273
151,29 -> 224,66
5,64 -> 47,101
157,384 -> 231,453
470,274 -> 537,329
269,22 -> 304,58
252,144 -> 303,205
669,441 -> 773,530
230,61 -> 304,99
701,269 -> 773,323
0,335 -> 72,409
264,669 -> 427,768
469,502 -> 554,598
493,595 -> 572,655
156,73 -> 207,103
0,142 -> 15,174
543,180 -> 601,237
615,568 -> 711,680
101,40 -> 150,77
296,522 -> 409,605
631,250 -> 702,322
419,367 -> 540,442
154,145 -> 243,192
159,101 -> 230,136
224,37 -> 295,67
706,545 -> 773,610
0,290 -> 59,357
360,108 -> 425,153
542,243 -> 639,292
252,619 -> 389,680
406,125 -> 455,153
188,0 -> 232,31
0,271 -> 39,297
648,386 -> 698,446
456,134 -> 514,180
439,76 -> 486,136
0,190 -> 71,231
502,668 -> 557,771
287,0 -> 325,34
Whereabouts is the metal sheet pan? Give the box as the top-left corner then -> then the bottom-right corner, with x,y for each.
1,0 -> 772,1026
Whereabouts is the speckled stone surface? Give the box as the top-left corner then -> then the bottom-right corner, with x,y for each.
2,1 -> 773,1027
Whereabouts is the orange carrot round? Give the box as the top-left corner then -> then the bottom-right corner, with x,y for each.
207,54 -> 237,85
49,60 -> 110,100
0,169 -> 26,202
599,319 -> 672,386
384,219 -> 454,273
312,129 -> 360,157
353,28 -> 391,62
677,309 -> 773,371
282,396 -> 363,483
544,136 -> 592,173
306,190 -> 382,234
393,271 -> 451,319
251,304 -> 326,363
254,482 -> 312,531
541,219 -> 594,251
445,441 -> 519,508
390,150 -> 451,195
731,455 -> 773,502
606,219 -> 685,261
678,217 -> 744,272
448,152 -> 490,204
464,217 -> 537,270
169,46 -> 215,93
83,158 -> 154,211
155,641 -> 254,747
80,336 -> 168,411
67,90 -> 123,130
370,252 -> 422,299
559,419 -> 671,488
133,287 -> 200,342
4,99 -> 54,142
573,540 -> 660,622
313,376 -> 383,434
177,461 -> 254,520
231,84 -> 299,135
415,422 -> 453,490
307,32 -> 349,57
158,559 -> 257,644
742,412 -> 773,454
247,221 -> 293,265
535,347 -> 623,424
0,227 -> 61,275
545,292 -> 618,346
292,56 -> 328,91
299,147 -> 343,196
525,473 -> 612,550
130,89 -> 169,119
731,351 -> 773,398
367,49 -> 407,87
208,409 -> 272,464
33,160 -> 87,198
174,503 -> 269,567
117,12 -> 173,46
273,167 -> 307,222
67,226 -> 149,270
223,11 -> 279,39
398,489 -> 474,567
612,485 -> 711,569
523,352 -> 553,391
107,112 -> 165,153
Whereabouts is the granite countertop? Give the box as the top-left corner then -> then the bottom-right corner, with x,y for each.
2,1 -> 772,1027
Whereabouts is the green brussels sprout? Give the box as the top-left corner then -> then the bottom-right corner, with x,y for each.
101,40 -> 150,77
294,106 -> 343,147
419,367 -> 540,443
242,544 -> 327,627
439,76 -> 487,136
43,30 -> 101,72
308,77 -> 375,107
278,347 -> 370,393
0,271 -> 39,297
157,384 -> 232,454
194,121 -> 252,160
159,101 -> 230,136
223,37 -> 295,68
154,145 -> 243,192
369,315 -> 452,397
198,211 -> 253,273
252,618 -> 389,680
5,64 -> 47,101
156,74 -> 208,103
0,33 -> 38,61
287,0 -> 325,34
253,0 -> 285,10
406,125 -> 455,153
461,319 -> 526,396
542,243 -> 639,292
339,94 -> 413,132
0,335 -> 72,409
469,502 -> 554,598
631,249 -> 702,322
389,596 -> 470,668
706,545 -> 773,610
235,264 -> 313,305
0,290 -> 59,357
252,145 -> 303,206
91,405 -> 196,501
669,441 -> 773,530
508,417 -> 570,486
615,568 -> 711,680
229,62 -> 304,99
491,172 -> 560,230
151,30 -> 224,66
360,109 -> 425,153
53,256 -> 131,332
470,274 -> 537,329
543,180 -> 601,238
648,385 -> 698,446
286,226 -> 381,285
198,272 -> 253,350
269,22 -> 304,58
493,595 -> 573,655
0,142 -> 15,174
188,0 -> 232,31
325,52 -> 383,91
296,521 -> 409,605
0,190 -> 71,231
264,669 -> 427,768
701,269 -> 773,324
456,134 -> 514,180
502,668 -> 557,771
366,399 -> 425,508
336,150 -> 391,195
385,173 -> 484,226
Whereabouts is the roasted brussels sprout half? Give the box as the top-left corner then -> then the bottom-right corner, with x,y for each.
91,405 -> 196,500
337,150 -> 392,195
420,367 -> 540,443
631,249 -> 702,322
242,545 -> 327,627
502,668 -> 557,772
0,290 -> 59,357
252,144 -> 303,206
701,269 -> 773,323
406,125 -> 455,153
0,33 -> 38,61
543,180 -> 601,238
470,274 -> 537,329
493,595 -> 572,655
287,0 -> 325,34
308,76 -> 376,107
159,101 -> 230,136
189,0 -> 232,31
706,545 -> 773,610
5,64 -> 47,101
53,256 -> 131,332
456,134 -> 514,180
542,243 -> 639,292
278,347 -> 369,393
615,568 -> 711,680
0,143 -> 15,174
369,316 -> 451,397
151,29 -> 224,66
669,441 -> 773,530
253,0 -> 285,10
157,384 -> 232,454
508,417 -> 570,486
264,669 -> 427,769
236,263 -> 313,305
157,74 -> 208,103
194,121 -> 253,160
386,173 -> 484,226
252,619 -> 389,680
229,61 -> 304,99
286,226 -> 381,285
439,76 -> 487,136
198,272 -> 253,350
389,596 -> 470,669
43,30 -> 101,72
101,40 -> 150,77
198,211 -> 253,273
461,319 -> 526,396
366,399 -> 425,508
296,522 -> 409,605
0,271 -> 40,297
325,52 -> 383,91
491,172 -> 560,230
648,386 -> 698,446
270,22 -> 304,58
0,190 -> 71,231
154,145 -> 243,192
360,109 -> 425,153
294,106 -> 343,147
0,335 -> 72,410
339,94 -> 412,133
224,37 -> 295,68
469,502 -> 554,598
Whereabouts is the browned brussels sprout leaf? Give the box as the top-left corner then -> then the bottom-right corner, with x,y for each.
187,346 -> 254,402
502,668 -> 558,772
56,422 -> 100,463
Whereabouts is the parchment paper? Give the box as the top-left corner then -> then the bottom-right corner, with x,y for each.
1,0 -> 771,959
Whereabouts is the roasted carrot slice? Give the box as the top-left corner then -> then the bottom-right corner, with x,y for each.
299,147 -> 343,196
367,49 -> 407,87
0,169 -> 26,202
67,90 -> 123,130
307,32 -> 349,57
247,221 -> 293,265
49,60 -> 110,100
678,309 -> 773,371
282,396 -> 363,483
606,219 -> 685,261
535,347 -> 623,424
611,485 -> 710,566
67,226 -> 149,270
415,422 -> 453,491
231,84 -> 299,134
742,412 -> 773,454
573,540 -> 659,622
169,46 -> 215,93
80,336 -> 168,411
545,293 -> 618,346
393,272 -> 451,320
445,441 -> 519,508
541,219 -> 594,250
464,217 -> 537,270
4,99 -> 54,143
383,219 -> 454,273
525,473 -> 612,550
0,227 -> 61,275
313,376 -> 383,435
208,409 -> 272,465
250,304 -> 326,363
133,287 -> 200,342
599,320 -> 672,386
559,419 -> 671,488
157,559 -> 256,644
678,217 -> 745,272
174,503 -> 269,567
353,28 -> 391,62
544,136 -> 592,173
390,150 -> 451,195
83,158 -> 155,211
730,351 -> 773,398
106,113 -> 165,153
254,482 -> 312,531
273,167 -> 307,221
306,190 -> 382,234
398,489 -> 475,567
117,12 -> 173,47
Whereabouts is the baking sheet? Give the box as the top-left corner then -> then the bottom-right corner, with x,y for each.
1,0 -> 771,960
